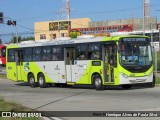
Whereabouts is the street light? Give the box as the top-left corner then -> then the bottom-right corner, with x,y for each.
0,16 -> 18,44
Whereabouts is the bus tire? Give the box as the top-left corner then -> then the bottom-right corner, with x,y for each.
28,74 -> 37,88
150,74 -> 156,88
38,73 -> 48,88
93,74 -> 104,90
121,85 -> 132,89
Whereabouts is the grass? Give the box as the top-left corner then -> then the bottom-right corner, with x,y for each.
156,77 -> 160,85
153,51 -> 160,71
0,97 -> 42,120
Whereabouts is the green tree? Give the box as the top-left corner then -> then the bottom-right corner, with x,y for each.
10,36 -> 35,43
69,31 -> 81,39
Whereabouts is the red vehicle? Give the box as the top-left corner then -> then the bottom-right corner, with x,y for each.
0,44 -> 6,65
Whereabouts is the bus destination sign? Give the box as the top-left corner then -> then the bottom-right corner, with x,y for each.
122,38 -> 146,42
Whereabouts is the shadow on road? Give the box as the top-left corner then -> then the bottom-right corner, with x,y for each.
14,82 -> 153,91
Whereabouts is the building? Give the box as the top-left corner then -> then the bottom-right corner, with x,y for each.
34,18 -> 90,40
34,17 -> 159,40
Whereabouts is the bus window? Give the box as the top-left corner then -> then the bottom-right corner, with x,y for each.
32,47 -> 41,61
76,44 -> 87,60
88,43 -> 100,60
42,47 -> 51,61
51,47 -> 62,61
24,48 -> 32,62
8,49 -> 15,62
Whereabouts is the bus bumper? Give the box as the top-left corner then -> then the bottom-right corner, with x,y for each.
119,72 -> 153,85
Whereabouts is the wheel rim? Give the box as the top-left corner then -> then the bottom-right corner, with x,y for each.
39,76 -> 44,85
29,77 -> 34,84
95,78 -> 101,88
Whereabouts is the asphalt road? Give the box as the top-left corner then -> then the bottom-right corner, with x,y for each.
0,77 -> 160,120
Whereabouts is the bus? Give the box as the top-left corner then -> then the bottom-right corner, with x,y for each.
0,44 -> 6,65
6,35 -> 155,90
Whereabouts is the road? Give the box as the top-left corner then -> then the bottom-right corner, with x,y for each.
0,66 -> 6,74
0,77 -> 160,120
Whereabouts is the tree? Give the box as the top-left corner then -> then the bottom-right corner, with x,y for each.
69,29 -> 81,39
10,36 -> 35,43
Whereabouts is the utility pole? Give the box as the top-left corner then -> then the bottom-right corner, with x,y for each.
143,0 -> 145,36
66,0 -> 70,20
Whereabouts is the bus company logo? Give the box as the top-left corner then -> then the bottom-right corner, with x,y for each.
55,65 -> 60,70
24,62 -> 30,72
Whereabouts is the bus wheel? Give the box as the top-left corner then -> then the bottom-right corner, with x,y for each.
121,85 -> 132,89
150,74 -> 156,88
28,74 -> 37,88
38,73 -> 48,88
93,75 -> 104,90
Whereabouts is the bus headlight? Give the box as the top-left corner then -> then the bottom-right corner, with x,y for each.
149,72 -> 153,77
120,72 -> 129,78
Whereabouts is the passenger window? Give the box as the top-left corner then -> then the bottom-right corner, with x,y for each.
51,47 -> 62,61
76,44 -> 87,60
42,47 -> 51,61
88,43 -> 100,60
32,47 -> 41,61
24,48 -> 32,62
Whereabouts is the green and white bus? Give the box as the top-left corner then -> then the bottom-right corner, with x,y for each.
6,34 -> 155,90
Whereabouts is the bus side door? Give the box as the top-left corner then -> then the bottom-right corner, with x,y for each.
15,50 -> 24,81
65,48 -> 77,83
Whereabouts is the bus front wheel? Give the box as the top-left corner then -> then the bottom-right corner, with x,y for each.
38,73 -> 48,88
93,75 -> 104,90
149,74 -> 156,88
28,74 -> 37,88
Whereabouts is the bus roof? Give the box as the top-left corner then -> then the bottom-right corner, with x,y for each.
6,35 -> 148,48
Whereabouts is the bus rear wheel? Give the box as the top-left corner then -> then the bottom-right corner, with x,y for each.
93,75 -> 104,90
28,74 -> 37,88
38,73 -> 48,88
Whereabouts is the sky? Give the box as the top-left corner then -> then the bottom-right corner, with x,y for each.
0,0 -> 160,43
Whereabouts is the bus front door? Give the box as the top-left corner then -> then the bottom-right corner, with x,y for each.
65,48 -> 76,83
104,45 -> 115,83
15,50 -> 24,81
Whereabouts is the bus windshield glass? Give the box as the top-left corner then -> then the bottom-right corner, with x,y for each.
119,37 -> 152,72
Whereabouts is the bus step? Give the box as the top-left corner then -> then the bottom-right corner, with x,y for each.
67,82 -> 75,85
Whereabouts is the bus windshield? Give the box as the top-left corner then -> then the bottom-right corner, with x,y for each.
119,37 -> 152,72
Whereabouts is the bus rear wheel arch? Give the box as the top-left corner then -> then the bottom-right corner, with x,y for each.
92,74 -> 104,90
28,73 -> 38,88
38,73 -> 48,88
